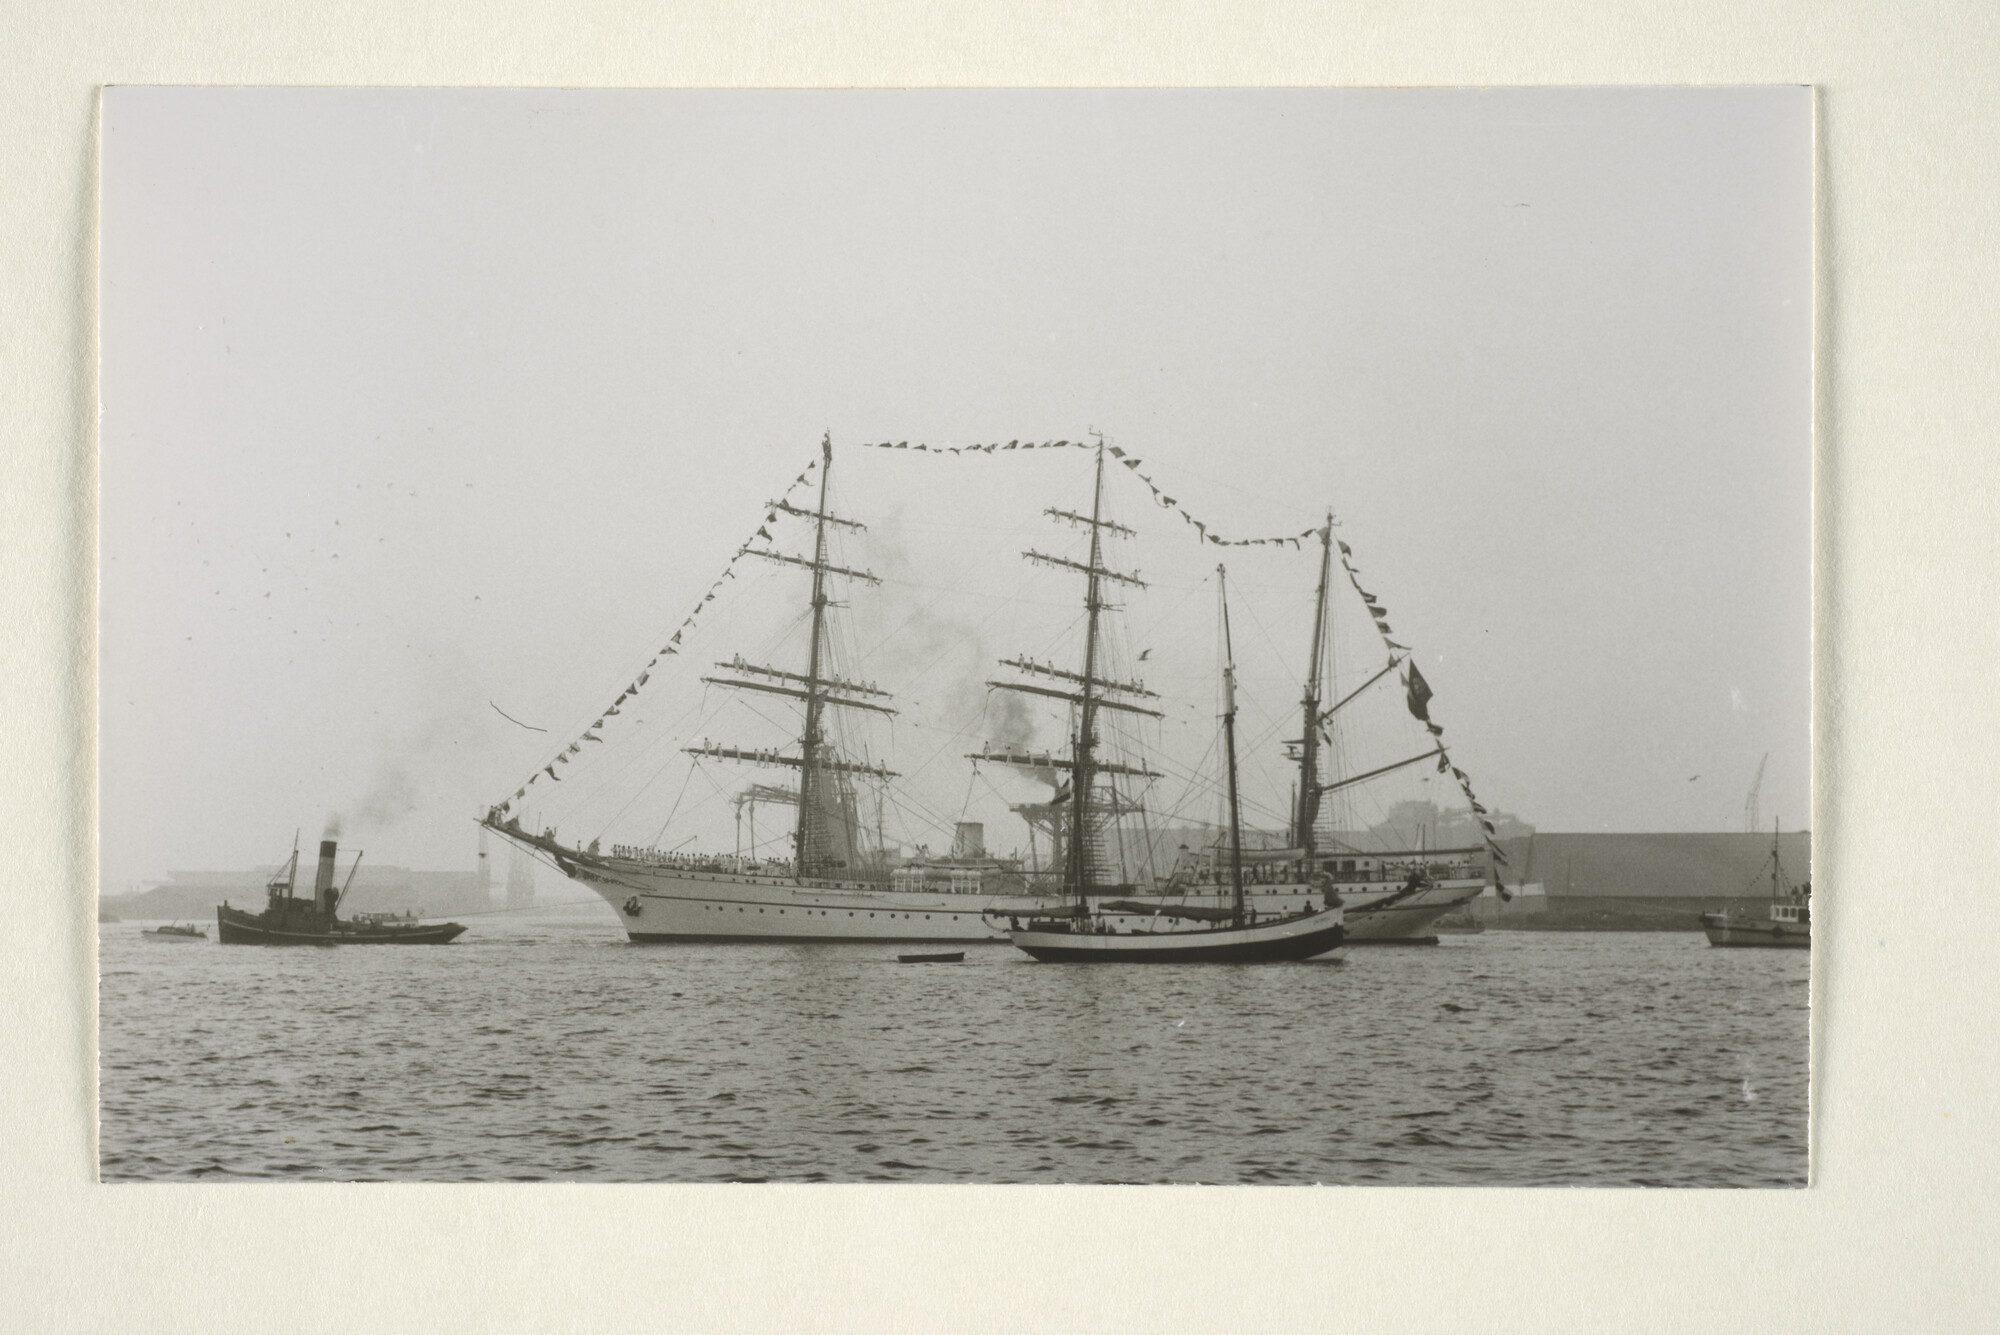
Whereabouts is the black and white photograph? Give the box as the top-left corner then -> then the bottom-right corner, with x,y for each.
97,87 -> 1812,1186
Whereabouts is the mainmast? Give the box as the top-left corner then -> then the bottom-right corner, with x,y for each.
686,434 -> 898,880
985,442 -> 1158,902
1069,445 -> 1108,902
1292,515 -> 1334,861
1219,565 -> 1247,927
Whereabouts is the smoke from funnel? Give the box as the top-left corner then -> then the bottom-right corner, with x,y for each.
989,691 -> 1037,749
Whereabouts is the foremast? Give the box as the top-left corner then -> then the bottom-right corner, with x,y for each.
795,434 -> 838,873
686,434 -> 898,880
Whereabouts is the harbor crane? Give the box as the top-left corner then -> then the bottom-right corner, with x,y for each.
1744,753 -> 1768,833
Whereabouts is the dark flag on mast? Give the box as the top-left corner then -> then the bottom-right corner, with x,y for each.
1405,662 -> 1435,722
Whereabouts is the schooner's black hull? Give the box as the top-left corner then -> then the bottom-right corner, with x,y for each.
1011,917 -> 1346,963
216,906 -> 467,945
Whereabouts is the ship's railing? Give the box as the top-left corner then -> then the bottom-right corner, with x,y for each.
609,844 -> 795,877
1161,856 -> 1481,891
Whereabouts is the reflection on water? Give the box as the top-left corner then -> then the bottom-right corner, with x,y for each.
100,906 -> 1808,1185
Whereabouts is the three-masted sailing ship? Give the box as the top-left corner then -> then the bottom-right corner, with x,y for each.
481,434 -> 1500,944
482,436 -> 1048,942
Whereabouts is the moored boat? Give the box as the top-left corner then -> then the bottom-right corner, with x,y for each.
141,922 -> 208,942
1009,904 -> 1346,963
1700,822 -> 1810,949
217,837 -> 467,945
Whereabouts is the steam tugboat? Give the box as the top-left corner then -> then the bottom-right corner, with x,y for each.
216,836 -> 467,945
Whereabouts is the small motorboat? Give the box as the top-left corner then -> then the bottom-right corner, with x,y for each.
141,922 -> 208,942
897,951 -> 965,964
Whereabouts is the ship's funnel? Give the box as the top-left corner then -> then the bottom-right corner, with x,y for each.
314,840 -> 338,913
953,822 -> 985,860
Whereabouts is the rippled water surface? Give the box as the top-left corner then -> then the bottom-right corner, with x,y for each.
100,907 -> 1809,1184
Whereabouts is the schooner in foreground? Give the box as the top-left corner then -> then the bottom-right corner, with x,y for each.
1004,555 -> 1345,963
481,435 -> 1508,943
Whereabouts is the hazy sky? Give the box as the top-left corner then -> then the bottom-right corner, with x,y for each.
99,87 -> 1811,884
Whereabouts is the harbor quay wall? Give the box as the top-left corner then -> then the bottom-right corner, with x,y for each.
1489,832 -> 1811,899
102,866 -> 491,920
1487,895 -> 1783,933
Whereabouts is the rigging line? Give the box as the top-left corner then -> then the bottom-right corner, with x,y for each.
594,750 -> 686,838
876,786 -> 960,847
883,730 -> 998,834
649,761 -> 704,848
517,513 -> 789,786
554,670 -> 729,803
558,691 -> 735,818
870,573 -> 1086,614
879,763 -> 982,842
1234,586 -> 1308,697
559,725 -> 676,819
851,578 -> 1025,684
899,694 -> 1001,775
956,766 -> 980,826
1122,572 -> 1213,666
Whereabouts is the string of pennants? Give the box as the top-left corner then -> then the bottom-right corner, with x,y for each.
495,453 -> 826,819
858,439 -> 1322,549
1337,536 -> 1510,871
863,436 -> 1510,871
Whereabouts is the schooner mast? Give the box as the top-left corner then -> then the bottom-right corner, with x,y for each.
687,434 -> 897,880
1218,564 -> 1248,928
1290,515 -> 1335,863
982,442 -> 1160,899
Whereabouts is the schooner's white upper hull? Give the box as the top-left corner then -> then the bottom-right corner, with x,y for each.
1103,878 -> 1485,942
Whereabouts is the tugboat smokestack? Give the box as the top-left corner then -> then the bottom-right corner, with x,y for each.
314,840 -> 338,914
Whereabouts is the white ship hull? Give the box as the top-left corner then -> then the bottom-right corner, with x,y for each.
560,850 -> 1480,945
570,859 -> 1040,943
